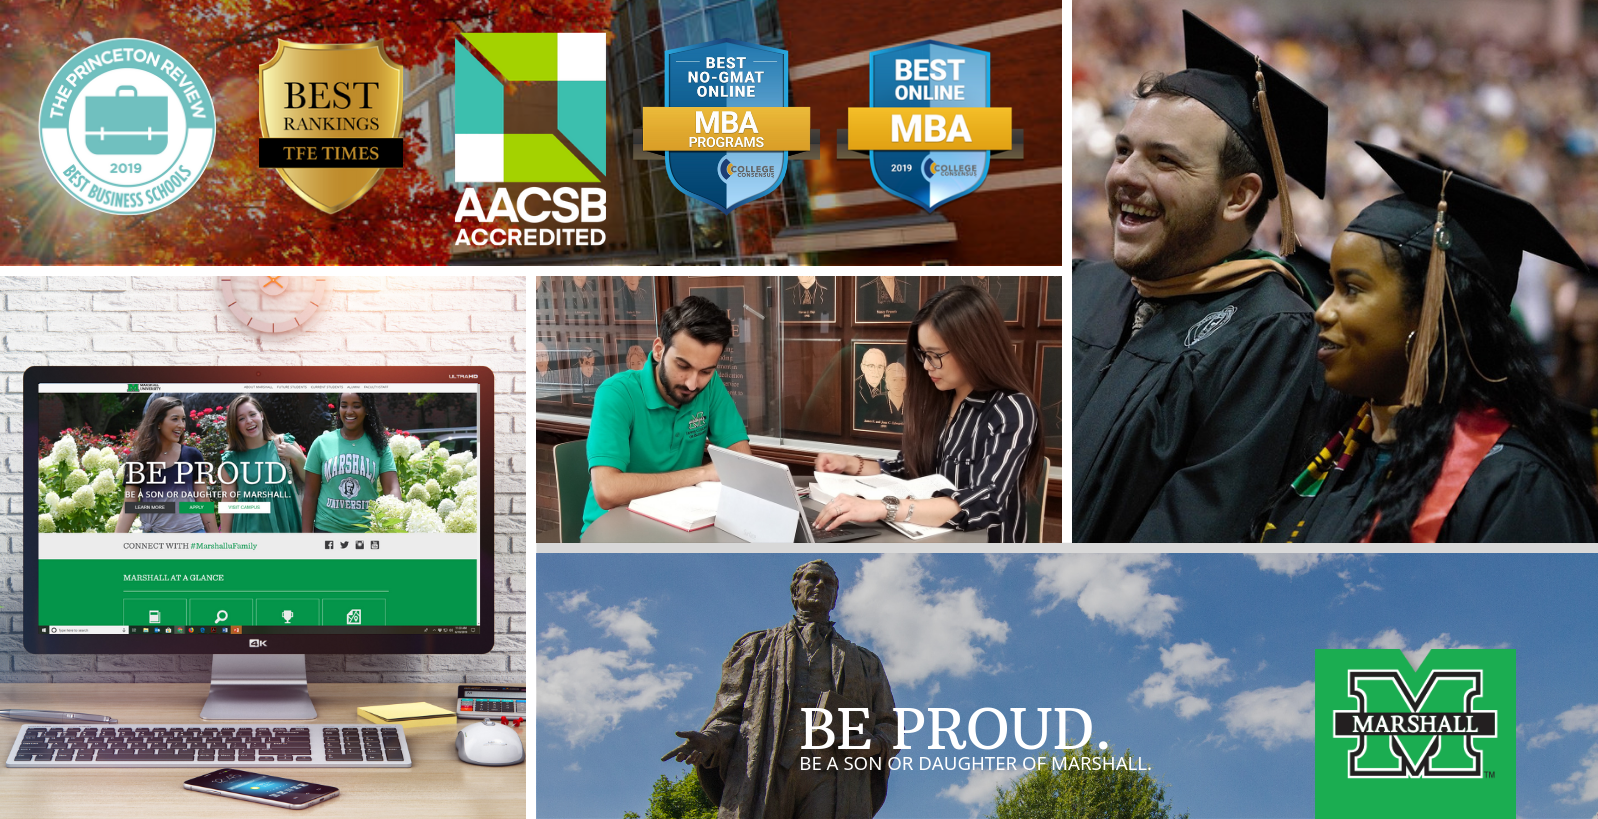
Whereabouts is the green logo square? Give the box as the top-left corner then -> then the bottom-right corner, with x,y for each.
1315,648 -> 1514,817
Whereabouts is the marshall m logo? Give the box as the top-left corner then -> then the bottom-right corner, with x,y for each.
1316,648 -> 1514,819
249,639 -> 268,648
1331,670 -> 1496,777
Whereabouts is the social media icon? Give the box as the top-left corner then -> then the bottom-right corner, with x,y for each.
325,540 -> 333,549
341,541 -> 349,549
370,540 -> 379,550
355,540 -> 364,549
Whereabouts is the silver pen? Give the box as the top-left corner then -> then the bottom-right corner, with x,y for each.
0,710 -> 117,724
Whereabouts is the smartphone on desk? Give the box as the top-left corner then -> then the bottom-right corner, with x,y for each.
184,769 -> 339,809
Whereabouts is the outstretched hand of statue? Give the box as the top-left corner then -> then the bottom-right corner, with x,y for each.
661,730 -> 717,765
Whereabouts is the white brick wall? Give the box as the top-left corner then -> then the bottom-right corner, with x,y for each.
0,275 -> 527,684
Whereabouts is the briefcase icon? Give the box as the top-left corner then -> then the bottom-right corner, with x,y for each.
84,86 -> 168,155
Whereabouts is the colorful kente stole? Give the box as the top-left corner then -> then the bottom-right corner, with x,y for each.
1288,403 -> 1374,498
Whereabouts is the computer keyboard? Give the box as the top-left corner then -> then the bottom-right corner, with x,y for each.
6,724 -> 412,768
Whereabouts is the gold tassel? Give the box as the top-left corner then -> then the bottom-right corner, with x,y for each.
1401,170 -> 1454,407
1256,59 -> 1295,256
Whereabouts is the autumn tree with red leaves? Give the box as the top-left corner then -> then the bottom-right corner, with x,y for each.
0,0 -> 611,265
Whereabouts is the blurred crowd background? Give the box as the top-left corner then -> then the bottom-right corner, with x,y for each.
1072,0 -> 1598,406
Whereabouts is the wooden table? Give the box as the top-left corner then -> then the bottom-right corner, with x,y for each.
0,683 -> 524,819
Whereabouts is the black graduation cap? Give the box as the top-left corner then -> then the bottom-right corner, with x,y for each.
1346,141 -> 1585,307
1162,10 -> 1329,201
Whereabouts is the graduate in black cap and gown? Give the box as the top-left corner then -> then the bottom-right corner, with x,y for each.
1074,11 -> 1329,541
1252,142 -> 1598,543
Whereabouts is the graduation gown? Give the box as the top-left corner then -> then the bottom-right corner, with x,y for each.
1072,259 -> 1324,542
1258,427 -> 1597,542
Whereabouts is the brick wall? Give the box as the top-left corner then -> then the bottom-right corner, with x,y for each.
0,275 -> 527,684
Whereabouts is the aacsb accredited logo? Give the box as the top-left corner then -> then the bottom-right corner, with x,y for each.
1316,648 -> 1513,818
847,41 -> 1010,212
39,38 -> 214,215
452,32 -> 609,249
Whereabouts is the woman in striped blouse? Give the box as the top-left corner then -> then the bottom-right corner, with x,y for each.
812,284 -> 1045,542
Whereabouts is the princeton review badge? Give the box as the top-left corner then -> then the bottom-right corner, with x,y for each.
1315,648 -> 1514,818
258,41 -> 404,214
40,38 -> 214,215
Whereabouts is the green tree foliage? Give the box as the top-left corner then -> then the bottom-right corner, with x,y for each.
623,767 -> 716,819
988,748 -> 1189,819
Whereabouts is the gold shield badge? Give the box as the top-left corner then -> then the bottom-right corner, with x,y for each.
258,41 -> 403,214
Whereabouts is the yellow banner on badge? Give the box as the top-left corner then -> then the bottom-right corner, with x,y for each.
847,107 -> 1012,151
642,106 -> 811,151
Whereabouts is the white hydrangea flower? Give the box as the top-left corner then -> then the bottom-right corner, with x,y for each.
405,499 -> 429,520
45,492 -> 61,513
371,495 -> 407,517
72,484 -> 96,509
91,469 -> 118,497
53,435 -> 78,467
405,507 -> 445,533
444,506 -> 477,533
103,515 -> 117,533
55,496 -> 78,518
100,450 -> 121,475
440,465 -> 464,488
405,484 -> 430,503
424,479 -> 442,501
389,435 -> 422,460
39,453 -> 57,472
39,513 -> 55,533
465,460 -> 479,477
38,479 -> 47,497
453,475 -> 480,499
65,468 -> 90,493
437,498 -> 457,518
80,447 -> 100,474
408,452 -> 428,467
446,451 -> 473,468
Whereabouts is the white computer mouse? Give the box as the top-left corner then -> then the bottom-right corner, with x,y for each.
456,718 -> 524,766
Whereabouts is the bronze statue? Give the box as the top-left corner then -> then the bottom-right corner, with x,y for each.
663,560 -> 897,818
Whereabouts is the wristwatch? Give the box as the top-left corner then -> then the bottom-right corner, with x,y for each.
882,496 -> 901,523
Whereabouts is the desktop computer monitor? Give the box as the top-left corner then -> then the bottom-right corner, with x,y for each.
21,366 -> 496,719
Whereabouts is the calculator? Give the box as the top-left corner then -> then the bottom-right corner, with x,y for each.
455,685 -> 526,719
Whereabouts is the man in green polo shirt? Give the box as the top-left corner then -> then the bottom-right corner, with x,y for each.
581,295 -> 752,537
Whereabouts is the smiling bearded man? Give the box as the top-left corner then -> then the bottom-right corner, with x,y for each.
1073,11 -> 1330,542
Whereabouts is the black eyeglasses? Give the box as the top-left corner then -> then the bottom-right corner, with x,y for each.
914,347 -> 951,370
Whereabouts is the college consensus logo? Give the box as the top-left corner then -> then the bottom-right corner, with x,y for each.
39,38 -> 214,215
1316,649 -> 1513,818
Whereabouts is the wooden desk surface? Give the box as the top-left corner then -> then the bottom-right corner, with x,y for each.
0,684 -> 524,819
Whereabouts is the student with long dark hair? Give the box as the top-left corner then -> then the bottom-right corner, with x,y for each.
1253,143 -> 1598,542
219,395 -> 305,534
115,396 -> 219,534
811,285 -> 1044,542
300,392 -> 400,534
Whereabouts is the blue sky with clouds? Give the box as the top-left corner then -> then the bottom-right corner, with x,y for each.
534,552 -> 1598,819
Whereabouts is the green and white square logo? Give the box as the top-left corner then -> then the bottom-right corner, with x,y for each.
1315,648 -> 1514,817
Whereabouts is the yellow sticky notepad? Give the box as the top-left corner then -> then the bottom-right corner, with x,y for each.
356,702 -> 457,727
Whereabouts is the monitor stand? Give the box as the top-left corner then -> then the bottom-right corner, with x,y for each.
200,654 -> 318,720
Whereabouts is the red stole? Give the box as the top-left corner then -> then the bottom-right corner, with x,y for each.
1361,407 -> 1510,543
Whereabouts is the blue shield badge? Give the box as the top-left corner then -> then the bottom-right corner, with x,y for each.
869,41 -> 991,211
664,39 -> 788,213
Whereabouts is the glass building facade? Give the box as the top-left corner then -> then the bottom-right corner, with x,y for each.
610,0 -> 813,263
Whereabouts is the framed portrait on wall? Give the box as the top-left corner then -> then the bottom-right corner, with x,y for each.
851,340 -> 909,436
947,275 -> 1022,323
535,275 -> 559,326
611,334 -> 655,381
611,275 -> 657,324
781,275 -> 837,324
535,331 -> 566,405
1036,342 -> 1063,453
854,275 -> 922,323
563,274 -> 605,325
567,334 -> 608,407
1041,276 -> 1062,326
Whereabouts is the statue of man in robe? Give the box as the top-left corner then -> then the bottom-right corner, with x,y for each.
662,560 -> 897,818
